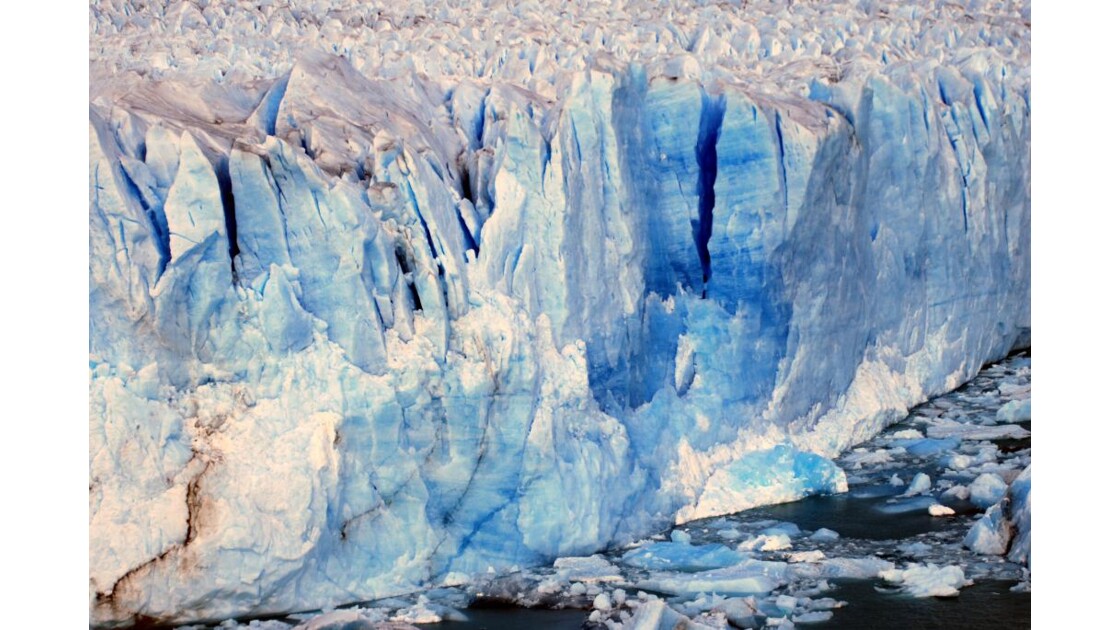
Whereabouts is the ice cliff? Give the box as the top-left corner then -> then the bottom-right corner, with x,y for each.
89,0 -> 1030,625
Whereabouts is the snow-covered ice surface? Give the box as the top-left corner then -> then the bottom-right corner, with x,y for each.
89,0 -> 1029,625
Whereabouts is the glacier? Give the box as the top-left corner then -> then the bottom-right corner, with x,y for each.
88,0 -> 1030,625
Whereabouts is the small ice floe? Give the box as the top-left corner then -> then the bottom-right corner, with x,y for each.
926,419 -> 1029,441
809,528 -> 840,542
293,607 -> 390,629
390,595 -> 444,624
879,563 -> 972,597
553,555 -> 625,582
940,485 -> 970,501
904,437 -> 961,456
968,473 -> 1009,509
842,448 -> 896,467
996,399 -> 1031,422
711,597 -> 761,629
788,550 -> 827,563
947,454 -> 973,470
793,610 -> 834,623
789,557 -> 895,580
885,429 -> 924,440
439,571 -> 471,587
760,522 -> 802,537
637,561 -> 787,596
621,541 -> 745,571
718,527 -> 743,540
964,501 -> 1011,555
998,382 -> 1031,400
1008,466 -> 1032,568
927,503 -> 955,516
738,533 -> 792,552
902,473 -> 932,497
615,598 -> 698,629
897,541 -> 933,558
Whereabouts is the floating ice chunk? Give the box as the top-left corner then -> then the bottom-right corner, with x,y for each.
964,502 -> 1011,555
926,420 -> 1030,441
718,528 -> 743,540
760,523 -> 802,537
554,555 -> 625,583
440,572 -> 471,587
886,429 -> 924,440
390,595 -> 442,624
947,454 -> 973,470
788,550 -> 826,563
902,473 -> 932,497
941,485 -> 970,501
1008,466 -> 1032,568
670,530 -> 692,544
712,597 -> 760,629
620,598 -> 702,630
621,542 -> 746,572
879,564 -> 972,598
594,593 -> 612,611
638,562 -> 787,596
889,474 -> 905,487
807,598 -> 843,611
774,595 -> 798,612
897,542 -> 933,558
809,528 -> 840,543
927,503 -> 955,516
793,611 -> 833,623
536,578 -> 564,595
791,557 -> 894,580
842,449 -> 895,467
294,607 -> 388,629
996,399 -> 1031,423
968,473 -> 1009,509
680,446 -> 847,522
904,438 -> 961,457
738,533 -> 792,552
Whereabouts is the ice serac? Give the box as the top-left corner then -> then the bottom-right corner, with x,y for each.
89,1 -> 1030,625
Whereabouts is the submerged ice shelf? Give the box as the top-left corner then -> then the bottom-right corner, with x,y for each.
89,0 -> 1030,625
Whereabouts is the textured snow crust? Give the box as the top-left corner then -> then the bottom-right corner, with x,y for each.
89,0 -> 1030,625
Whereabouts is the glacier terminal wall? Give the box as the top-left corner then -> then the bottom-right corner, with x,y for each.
89,1 -> 1030,625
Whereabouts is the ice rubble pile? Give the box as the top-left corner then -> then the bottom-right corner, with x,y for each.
89,0 -> 1030,624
